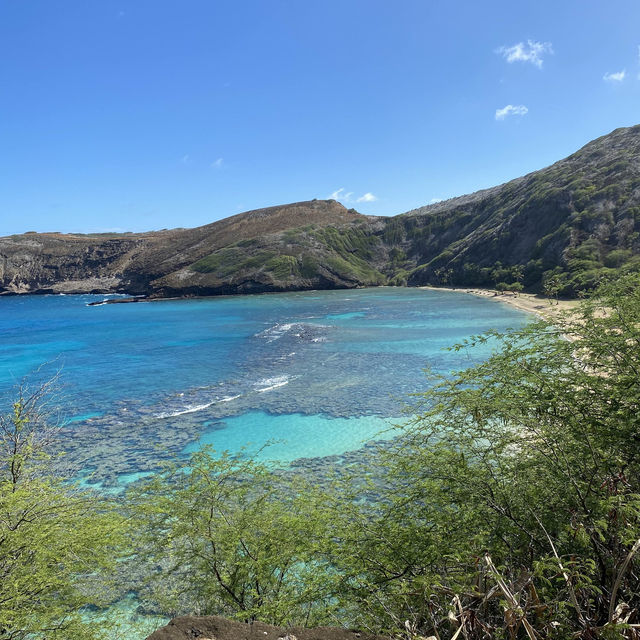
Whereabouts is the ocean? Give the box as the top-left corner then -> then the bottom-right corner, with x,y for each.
0,286 -> 530,634
0,287 -> 528,488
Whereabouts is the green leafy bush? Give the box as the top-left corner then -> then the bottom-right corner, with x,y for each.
0,380 -> 127,640
128,275 -> 640,638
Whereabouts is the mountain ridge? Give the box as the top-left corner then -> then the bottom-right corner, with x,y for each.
2,125 -> 640,297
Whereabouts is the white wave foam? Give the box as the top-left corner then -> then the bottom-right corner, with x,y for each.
221,394 -> 241,402
258,381 -> 289,392
254,375 -> 291,393
155,402 -> 213,419
255,322 -> 294,342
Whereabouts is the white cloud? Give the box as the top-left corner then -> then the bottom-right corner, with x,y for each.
495,104 -> 528,120
497,40 -> 553,68
329,188 -> 353,202
330,189 -> 377,204
429,197 -> 443,204
603,69 -> 626,82
211,158 -> 224,169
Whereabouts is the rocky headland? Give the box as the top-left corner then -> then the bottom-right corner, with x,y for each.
2,125 -> 640,298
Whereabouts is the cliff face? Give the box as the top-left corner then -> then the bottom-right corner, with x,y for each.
3,125 -> 640,298
145,616 -> 389,640
0,232 -> 144,294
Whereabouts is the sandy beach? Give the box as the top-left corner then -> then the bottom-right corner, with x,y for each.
420,286 -> 580,321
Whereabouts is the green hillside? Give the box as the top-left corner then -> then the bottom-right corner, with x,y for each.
2,125 -> 640,298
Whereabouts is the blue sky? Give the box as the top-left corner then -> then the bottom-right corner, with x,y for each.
1,1 -> 639,234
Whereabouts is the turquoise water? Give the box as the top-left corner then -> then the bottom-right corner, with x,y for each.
81,592 -> 167,638
183,411 -> 400,462
0,287 -> 529,636
0,288 -> 528,481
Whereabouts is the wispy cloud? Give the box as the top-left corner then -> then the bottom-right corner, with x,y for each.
497,40 -> 553,68
330,188 -> 377,204
180,154 -> 190,164
329,188 -> 353,202
211,158 -> 224,169
495,104 -> 528,120
603,69 -> 626,82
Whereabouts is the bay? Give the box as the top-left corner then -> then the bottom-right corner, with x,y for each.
0,286 -> 530,635
0,287 -> 528,487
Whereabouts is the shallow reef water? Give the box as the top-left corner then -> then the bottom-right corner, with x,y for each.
0,287 -> 529,486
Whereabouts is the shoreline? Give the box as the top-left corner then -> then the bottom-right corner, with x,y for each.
8,285 -> 581,320
419,286 -> 580,321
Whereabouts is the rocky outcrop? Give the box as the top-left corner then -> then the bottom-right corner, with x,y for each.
145,616 -> 389,640
0,233 -> 144,294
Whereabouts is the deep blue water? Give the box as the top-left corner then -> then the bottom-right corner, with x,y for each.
0,288 -> 529,482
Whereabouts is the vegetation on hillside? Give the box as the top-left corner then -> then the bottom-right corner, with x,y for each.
4,126 -> 640,298
396,126 -> 640,295
3,274 -> 640,639
188,223 -> 387,288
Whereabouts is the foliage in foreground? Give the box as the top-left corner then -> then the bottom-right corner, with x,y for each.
130,451 -> 337,626
4,274 -> 640,639
134,274 -> 640,638
325,273 -> 640,638
0,379 -> 126,640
